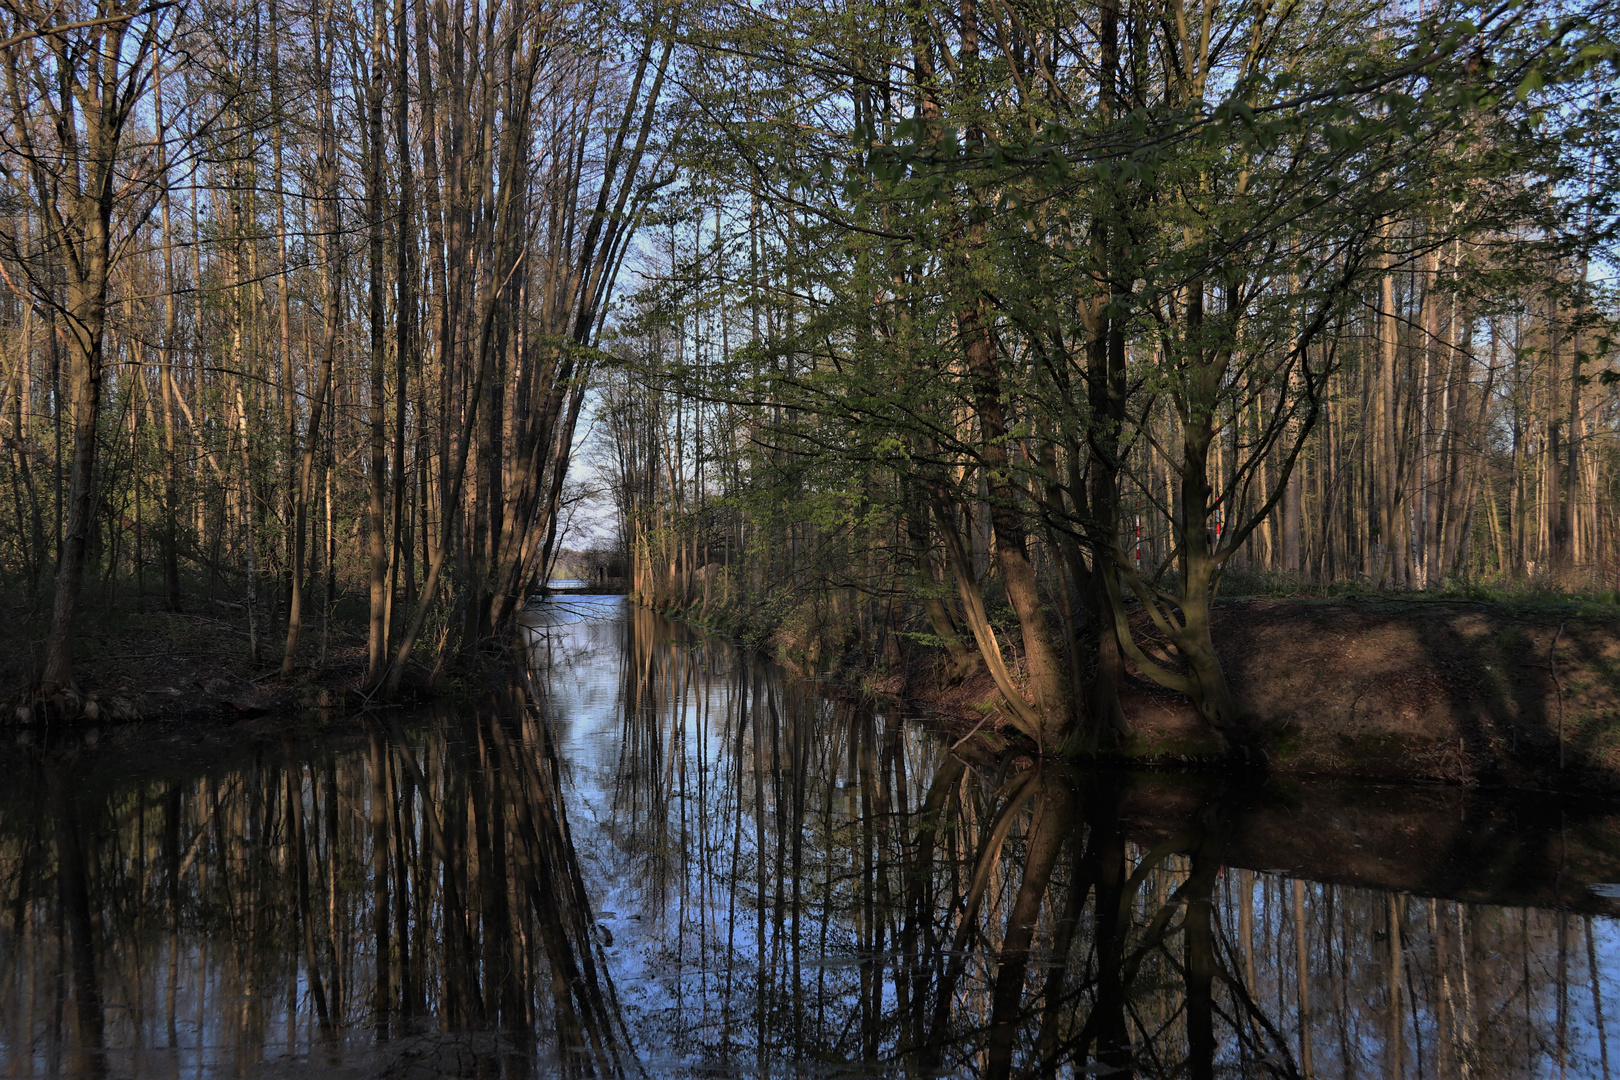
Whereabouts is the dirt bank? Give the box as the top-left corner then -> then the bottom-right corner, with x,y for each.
882,597 -> 1620,792
0,605 -> 508,724
16,595 -> 1619,793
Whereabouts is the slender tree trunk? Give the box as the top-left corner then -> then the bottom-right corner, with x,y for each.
155,57 -> 182,612
273,6 -> 295,625
235,378 -> 259,662
389,0 -> 415,649
1375,248 -> 1398,590
365,0 -> 390,682
282,12 -> 341,675
1282,387 -> 1303,575
1084,3 -> 1127,734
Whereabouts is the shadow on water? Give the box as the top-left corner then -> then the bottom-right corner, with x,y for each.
3,595 -> 1620,1076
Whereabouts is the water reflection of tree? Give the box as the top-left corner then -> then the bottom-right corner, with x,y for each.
0,703 -> 634,1077
588,605 -> 1619,1078
0,604 -> 1614,1078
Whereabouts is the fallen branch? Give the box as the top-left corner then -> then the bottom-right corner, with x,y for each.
950,711 -> 993,751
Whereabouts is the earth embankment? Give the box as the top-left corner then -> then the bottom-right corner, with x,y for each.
895,597 -> 1620,791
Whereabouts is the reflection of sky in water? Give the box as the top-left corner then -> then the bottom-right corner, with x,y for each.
528,598 -> 751,1074
527,598 -> 911,1072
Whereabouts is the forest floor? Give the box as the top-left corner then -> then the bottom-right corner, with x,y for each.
0,597 -> 514,725
870,594 -> 1620,793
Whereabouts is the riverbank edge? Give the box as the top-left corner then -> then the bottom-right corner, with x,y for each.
12,594 -> 1618,796
0,603 -> 523,725
650,594 -> 1620,794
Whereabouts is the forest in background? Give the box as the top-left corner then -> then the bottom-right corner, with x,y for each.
2,0 -> 1619,749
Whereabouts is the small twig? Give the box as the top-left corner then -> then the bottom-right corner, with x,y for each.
1550,621 -> 1566,770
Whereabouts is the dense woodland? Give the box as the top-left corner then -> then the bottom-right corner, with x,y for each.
2,0 -> 1619,747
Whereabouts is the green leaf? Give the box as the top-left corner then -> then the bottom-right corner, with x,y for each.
1516,67 -> 1543,100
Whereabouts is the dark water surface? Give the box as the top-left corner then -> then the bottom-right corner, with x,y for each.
4,598 -> 1620,1077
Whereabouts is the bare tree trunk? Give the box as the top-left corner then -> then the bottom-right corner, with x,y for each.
907,476 -> 978,681
282,9 -> 341,675
272,6 -> 295,626
1546,296 -> 1570,575
1562,293 -> 1583,575
234,378 -> 259,662
155,55 -> 182,612
1282,433 -> 1303,573
365,0 -> 390,682
1375,250 -> 1398,591
1447,321 -> 1496,577
389,0 -> 415,649
1083,1 -> 1127,733
228,148 -> 260,660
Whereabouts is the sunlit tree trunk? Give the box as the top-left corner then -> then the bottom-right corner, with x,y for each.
154,55 -> 182,612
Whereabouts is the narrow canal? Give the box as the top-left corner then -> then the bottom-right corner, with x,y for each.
3,595 -> 1619,1077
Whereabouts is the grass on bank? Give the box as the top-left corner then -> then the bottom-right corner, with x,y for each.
1212,566 -> 1620,621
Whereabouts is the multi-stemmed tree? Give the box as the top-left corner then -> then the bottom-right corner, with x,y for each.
612,0 -> 1619,752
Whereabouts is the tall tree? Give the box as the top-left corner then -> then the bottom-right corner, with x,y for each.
1,0 -> 174,697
